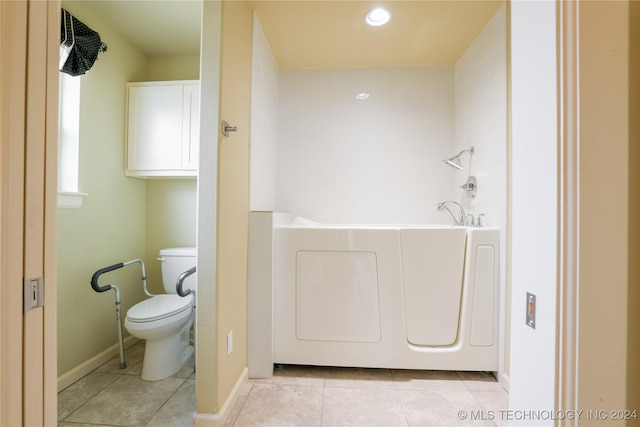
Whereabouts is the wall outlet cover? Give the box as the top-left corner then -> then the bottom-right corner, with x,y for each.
227,331 -> 233,356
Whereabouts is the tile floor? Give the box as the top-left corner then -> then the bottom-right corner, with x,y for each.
58,342 -> 508,427
58,341 -> 196,427
225,366 -> 509,427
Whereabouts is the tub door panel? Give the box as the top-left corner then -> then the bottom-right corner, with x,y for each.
295,250 -> 381,343
400,229 -> 467,346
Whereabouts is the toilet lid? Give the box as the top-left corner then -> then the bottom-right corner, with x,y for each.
127,294 -> 192,322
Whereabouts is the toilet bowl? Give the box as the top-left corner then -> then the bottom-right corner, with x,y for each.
124,247 -> 196,381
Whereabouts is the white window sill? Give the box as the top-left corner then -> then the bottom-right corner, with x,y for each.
57,192 -> 89,209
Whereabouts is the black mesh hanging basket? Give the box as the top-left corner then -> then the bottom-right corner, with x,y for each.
60,8 -> 107,76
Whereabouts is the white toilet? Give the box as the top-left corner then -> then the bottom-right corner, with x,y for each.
124,247 -> 196,381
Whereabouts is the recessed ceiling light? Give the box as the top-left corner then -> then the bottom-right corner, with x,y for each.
355,93 -> 370,100
365,7 -> 391,27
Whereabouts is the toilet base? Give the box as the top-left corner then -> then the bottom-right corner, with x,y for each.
141,324 -> 193,381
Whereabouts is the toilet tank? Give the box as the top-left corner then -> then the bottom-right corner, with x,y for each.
159,247 -> 197,294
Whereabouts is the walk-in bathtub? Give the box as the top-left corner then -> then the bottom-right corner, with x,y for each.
247,213 -> 500,377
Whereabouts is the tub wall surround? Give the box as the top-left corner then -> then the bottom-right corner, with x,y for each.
250,14 -> 279,212
454,4 -> 507,230
277,67 -> 456,224
453,4 -> 508,382
271,9 -> 506,226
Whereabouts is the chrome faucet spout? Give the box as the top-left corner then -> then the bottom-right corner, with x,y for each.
437,201 -> 466,226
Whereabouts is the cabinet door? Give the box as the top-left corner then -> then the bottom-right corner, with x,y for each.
182,84 -> 200,170
127,85 -> 183,171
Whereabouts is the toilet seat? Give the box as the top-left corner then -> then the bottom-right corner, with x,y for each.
127,294 -> 192,323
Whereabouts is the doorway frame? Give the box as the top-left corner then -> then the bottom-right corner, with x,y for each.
0,0 -> 59,425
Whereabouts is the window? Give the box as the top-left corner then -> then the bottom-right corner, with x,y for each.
57,72 -> 87,208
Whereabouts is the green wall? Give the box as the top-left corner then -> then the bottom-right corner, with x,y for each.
57,1 -> 199,380
145,180 -> 197,294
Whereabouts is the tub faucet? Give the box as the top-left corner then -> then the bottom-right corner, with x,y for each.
437,201 -> 466,226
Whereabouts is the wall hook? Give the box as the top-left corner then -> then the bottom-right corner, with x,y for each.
222,120 -> 237,137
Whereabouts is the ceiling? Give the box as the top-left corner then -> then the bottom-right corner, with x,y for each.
87,0 -> 503,68
84,0 -> 202,56
251,1 -> 503,68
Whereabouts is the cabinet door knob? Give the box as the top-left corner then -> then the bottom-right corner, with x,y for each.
221,120 -> 237,137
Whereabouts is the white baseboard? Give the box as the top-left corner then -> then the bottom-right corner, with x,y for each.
501,372 -> 510,393
57,336 -> 140,392
194,367 -> 249,427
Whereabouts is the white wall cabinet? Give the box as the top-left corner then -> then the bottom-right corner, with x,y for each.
126,81 -> 200,178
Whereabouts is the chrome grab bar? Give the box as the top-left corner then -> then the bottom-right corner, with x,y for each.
176,266 -> 196,297
89,258 -> 148,370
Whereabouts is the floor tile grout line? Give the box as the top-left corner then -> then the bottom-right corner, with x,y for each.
60,374 -> 129,426
468,386 -> 497,427
320,369 -> 328,427
391,386 -> 412,427
319,378 -> 326,427
230,381 -> 256,427
142,376 -> 189,426
60,372 -> 125,422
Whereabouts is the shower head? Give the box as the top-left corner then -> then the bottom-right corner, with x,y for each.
444,156 -> 463,170
443,147 -> 474,170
